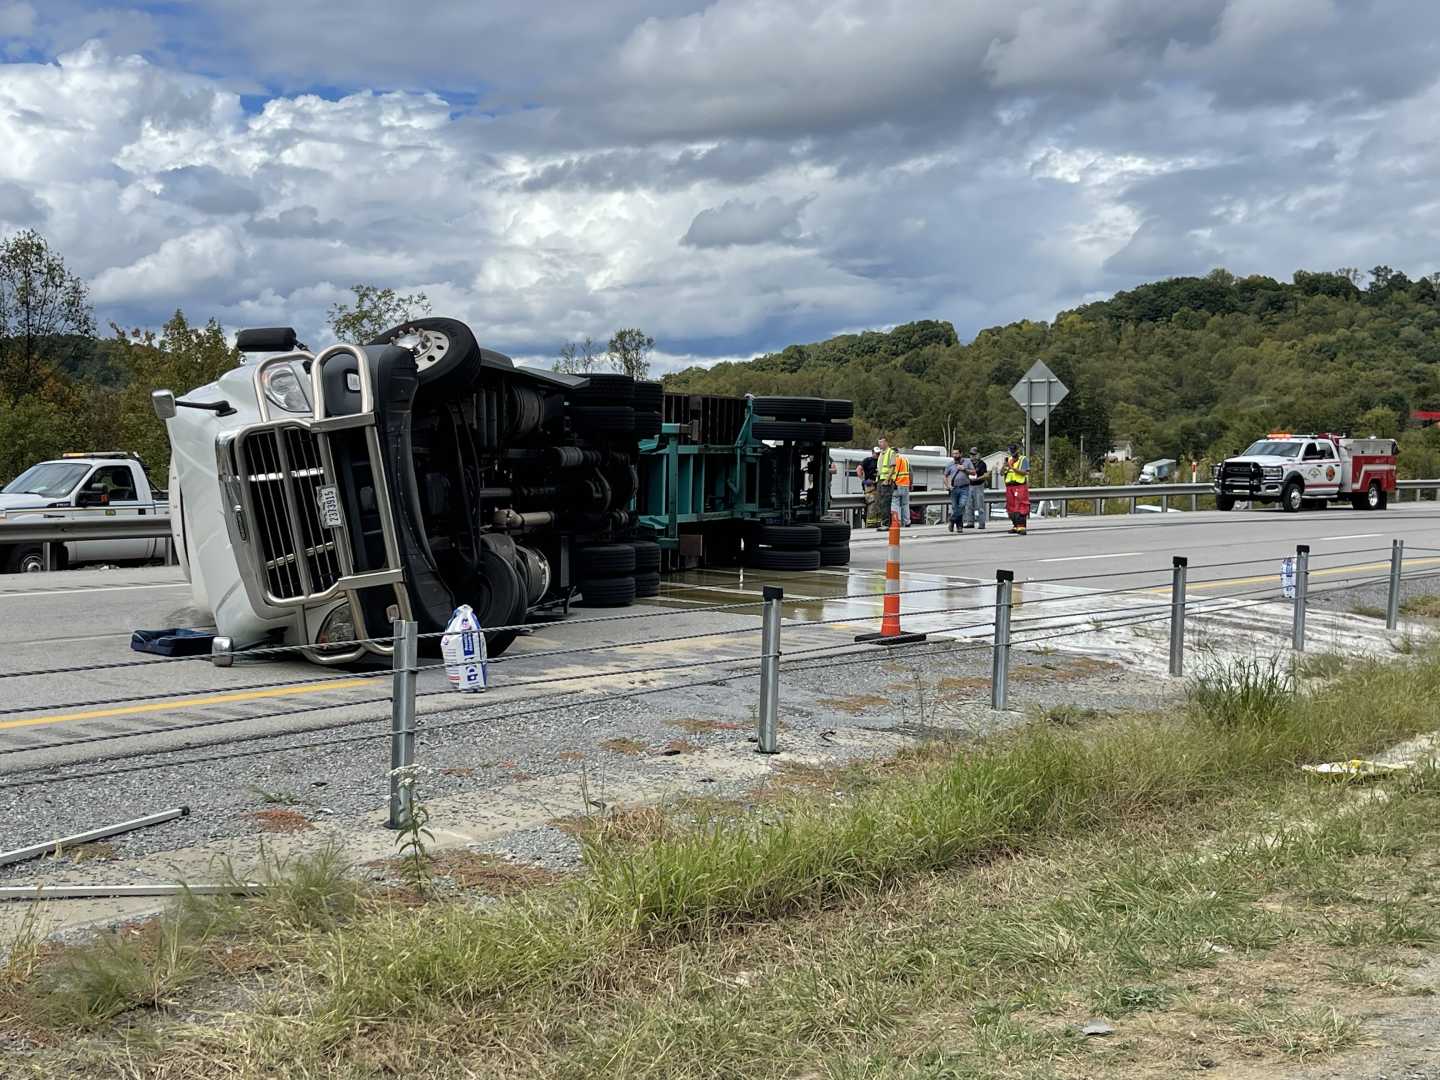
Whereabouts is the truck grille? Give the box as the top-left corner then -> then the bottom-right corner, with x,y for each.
1222,462 -> 1261,481
237,427 -> 342,601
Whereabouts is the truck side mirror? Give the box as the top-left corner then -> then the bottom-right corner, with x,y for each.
151,390 -> 178,420
76,489 -> 109,508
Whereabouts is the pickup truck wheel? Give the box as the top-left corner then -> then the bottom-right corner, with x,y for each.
368,317 -> 480,390
1281,479 -> 1304,513
1364,481 -> 1387,510
1215,494 -> 1235,512
8,545 -> 50,573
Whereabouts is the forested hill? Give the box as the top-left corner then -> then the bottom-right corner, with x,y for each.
663,268 -> 1440,473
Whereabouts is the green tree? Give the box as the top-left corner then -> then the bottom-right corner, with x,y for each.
327,284 -> 431,343
0,229 -> 94,405
607,328 -> 655,380
107,311 -> 239,474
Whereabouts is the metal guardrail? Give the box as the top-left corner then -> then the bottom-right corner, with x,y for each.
0,513 -> 173,543
832,479 -> 1440,516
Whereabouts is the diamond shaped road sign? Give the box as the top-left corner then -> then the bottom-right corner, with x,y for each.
1009,360 -> 1069,424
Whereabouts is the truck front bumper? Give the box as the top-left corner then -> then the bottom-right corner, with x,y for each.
217,348 -> 411,662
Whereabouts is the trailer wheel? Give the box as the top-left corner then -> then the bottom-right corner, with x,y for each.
578,576 -> 637,607
1215,494 -> 1235,512
573,373 -> 635,405
367,317 -> 480,390
823,422 -> 854,442
1280,479 -> 1304,513
633,381 -> 664,409
746,547 -> 822,571
578,542 -> 637,576
823,399 -> 854,420
634,571 -> 661,598
819,543 -> 851,567
751,396 -> 825,421
816,519 -> 851,545
631,540 -> 662,573
570,405 -> 636,434
751,420 -> 825,442
751,523 -> 822,549
634,411 -> 662,438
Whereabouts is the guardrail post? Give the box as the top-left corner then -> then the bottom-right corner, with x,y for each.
42,542 -> 55,571
1169,556 -> 1188,676
1292,545 -> 1309,652
991,570 -> 1014,710
387,618 -> 419,829
756,585 -> 782,753
1386,539 -> 1404,630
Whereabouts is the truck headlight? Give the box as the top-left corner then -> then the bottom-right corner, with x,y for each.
315,602 -> 358,650
260,363 -> 311,413
1262,466 -> 1284,479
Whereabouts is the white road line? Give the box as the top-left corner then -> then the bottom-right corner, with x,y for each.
1319,533 -> 1381,541
1038,552 -> 1142,564
0,582 -> 189,600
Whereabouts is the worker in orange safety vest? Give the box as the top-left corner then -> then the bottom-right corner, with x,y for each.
891,451 -> 913,526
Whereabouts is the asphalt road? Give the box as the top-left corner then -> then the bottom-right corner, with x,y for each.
0,502 -> 1434,780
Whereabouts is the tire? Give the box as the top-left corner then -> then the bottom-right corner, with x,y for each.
6,544 -> 49,574
633,381 -> 664,409
1360,481 -> 1387,511
570,405 -> 636,434
823,399 -> 854,420
579,576 -> 637,607
752,396 -> 825,421
466,548 -> 525,655
634,571 -> 661,598
573,373 -> 635,406
578,543 -> 637,576
816,519 -> 851,545
634,411 -> 662,438
631,540 -> 662,573
819,542 -> 850,567
1216,494 -> 1235,512
1281,479 -> 1304,513
823,422 -> 854,442
366,317 -> 479,389
746,547 -> 822,571
752,420 -> 825,442
751,523 -> 822,549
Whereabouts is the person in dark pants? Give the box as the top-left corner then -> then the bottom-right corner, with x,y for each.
966,446 -> 988,529
874,437 -> 897,530
944,448 -> 967,533
857,448 -> 880,528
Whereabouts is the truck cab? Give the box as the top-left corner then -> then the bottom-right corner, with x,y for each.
0,453 -> 169,572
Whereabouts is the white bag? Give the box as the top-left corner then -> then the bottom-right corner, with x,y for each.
441,604 -> 488,692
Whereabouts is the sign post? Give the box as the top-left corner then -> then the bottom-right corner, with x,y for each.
1009,362 -> 1069,488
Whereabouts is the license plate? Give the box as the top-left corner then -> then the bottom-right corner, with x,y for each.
316,485 -> 344,529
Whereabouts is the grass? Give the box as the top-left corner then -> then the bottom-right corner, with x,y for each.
1401,594 -> 1440,619
8,650 -> 1440,1077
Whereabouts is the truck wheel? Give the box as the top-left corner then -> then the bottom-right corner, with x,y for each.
747,547 -> 822,571
819,542 -> 851,567
1281,479 -> 1304,513
751,396 -> 825,421
823,422 -> 854,442
470,549 -> 525,655
752,523 -> 822,549
570,405 -> 636,433
578,543 -> 637,576
578,576 -> 637,607
823,399 -> 854,420
633,571 -> 661,598
630,540 -> 662,573
367,317 -> 480,390
751,420 -> 825,442
573,373 -> 635,406
1362,481 -> 1387,511
816,518 -> 851,545
7,545 -> 51,573
1215,494 -> 1235,512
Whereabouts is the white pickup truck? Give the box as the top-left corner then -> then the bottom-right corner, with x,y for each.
0,453 -> 170,572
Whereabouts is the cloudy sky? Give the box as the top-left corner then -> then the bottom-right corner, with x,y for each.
1,0 -> 1437,371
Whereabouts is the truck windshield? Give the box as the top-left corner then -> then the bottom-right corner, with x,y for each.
1,462 -> 90,497
1242,441 -> 1303,458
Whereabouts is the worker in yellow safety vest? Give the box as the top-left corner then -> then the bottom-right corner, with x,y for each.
891,451 -> 913,526
1002,443 -> 1031,535
874,437 -> 898,530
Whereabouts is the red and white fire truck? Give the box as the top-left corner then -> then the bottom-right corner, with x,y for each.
1212,433 -> 1398,512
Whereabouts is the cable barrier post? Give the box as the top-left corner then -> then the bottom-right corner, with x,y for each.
1169,555 -> 1188,677
991,569 -> 1014,710
1386,539 -> 1404,630
387,618 -> 419,829
756,585 -> 782,754
1292,545 -> 1310,652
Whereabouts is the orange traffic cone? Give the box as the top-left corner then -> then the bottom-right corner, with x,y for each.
856,512 -> 928,645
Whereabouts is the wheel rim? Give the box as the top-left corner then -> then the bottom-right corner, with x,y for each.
1288,488 -> 1301,510
20,554 -> 44,573
393,327 -> 450,371
1368,485 -> 1380,508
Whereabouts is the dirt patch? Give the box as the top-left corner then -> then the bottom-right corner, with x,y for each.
438,766 -> 476,778
599,737 -> 648,755
552,804 -> 672,847
1012,656 -> 1122,683
556,750 -> 586,762
936,676 -> 989,693
815,692 -> 890,715
66,842 -> 120,863
658,739 -> 697,756
249,809 -> 312,834
667,717 -> 746,734
427,851 -> 567,895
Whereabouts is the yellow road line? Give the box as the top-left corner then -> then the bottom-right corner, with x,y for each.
0,679 -> 373,732
1147,556 -> 1440,594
